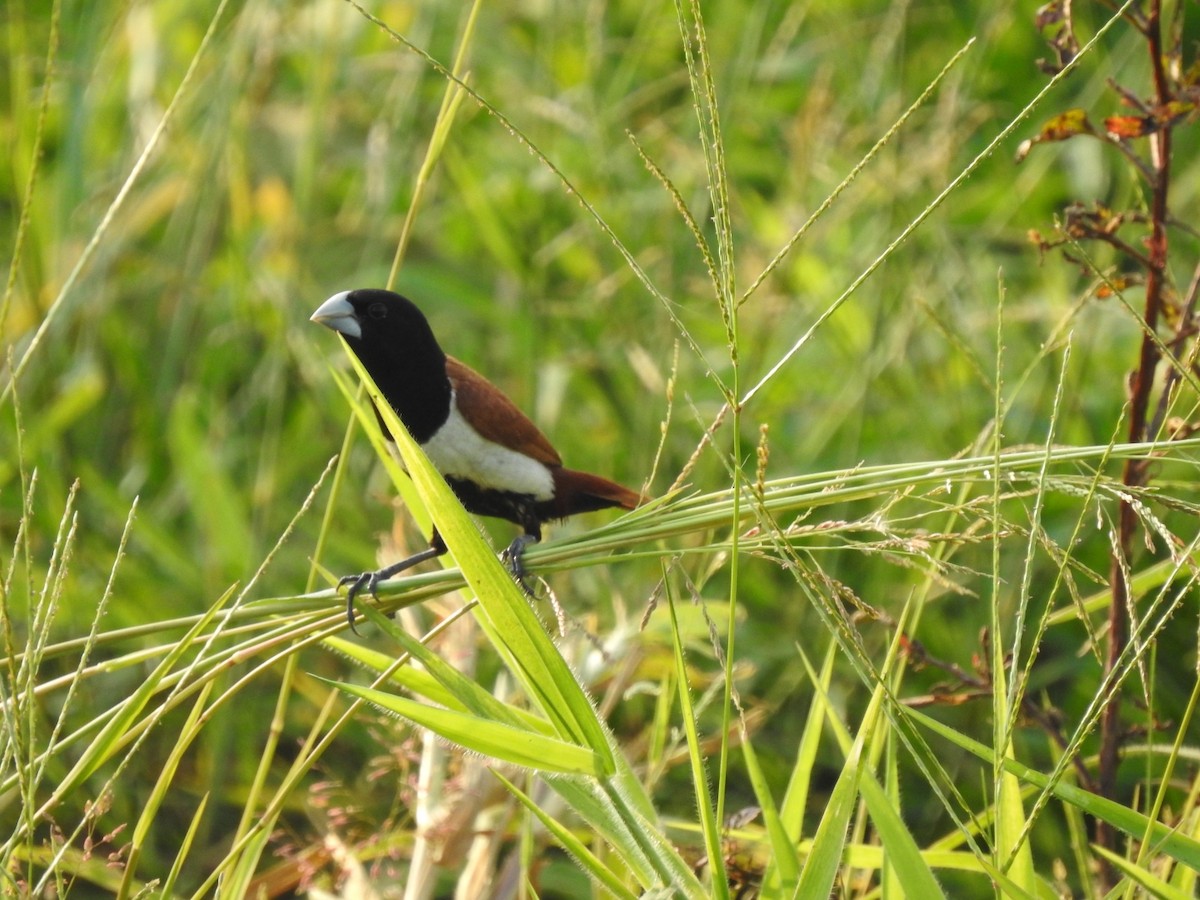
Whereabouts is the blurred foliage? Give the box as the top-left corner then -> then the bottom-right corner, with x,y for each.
4,0 -> 1200,894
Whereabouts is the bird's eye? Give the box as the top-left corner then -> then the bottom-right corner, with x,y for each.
367,302 -> 387,319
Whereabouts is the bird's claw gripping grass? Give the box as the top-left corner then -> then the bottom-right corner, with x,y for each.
501,533 -> 539,597
340,571 -> 380,632
338,537 -> 537,632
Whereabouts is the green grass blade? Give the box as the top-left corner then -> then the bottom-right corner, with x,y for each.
794,644 -> 955,896
162,792 -> 207,898
976,860 -> 1042,900
117,679 -> 214,898
740,733 -> 799,888
322,635 -> 466,712
496,772 -> 640,900
27,585 -> 236,827
858,770 -> 947,899
763,640 -> 835,896
167,390 -> 256,573
1095,845 -> 1194,900
909,707 -> 1200,870
327,363 -> 430,537
544,775 -> 706,894
796,604 -> 913,897
795,740 -> 859,899
338,340 -> 616,772
324,677 -> 605,776
357,601 -> 543,730
666,573 -> 727,899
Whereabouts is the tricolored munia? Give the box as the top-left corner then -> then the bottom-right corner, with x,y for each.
311,288 -> 642,628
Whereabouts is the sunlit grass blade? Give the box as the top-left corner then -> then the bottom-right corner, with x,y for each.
385,0 -> 481,289
909,707 -> 1200,870
857,769 -> 947,899
795,730 -> 859,898
327,362 -> 429,538
221,826 -> 272,900
117,679 -> 214,896
796,606 -> 914,898
762,640 -> 835,896
496,772 -> 640,900
321,677 -> 605,775
22,584 -> 237,836
337,342 -> 616,771
322,635 -> 466,713
975,860 -> 1041,900
666,571 -> 727,898
990,288 -> 1038,893
353,601 -> 556,735
547,775 -> 707,895
670,0 -> 744,847
1094,845 -> 1194,900
161,792 -> 207,898
996,747 -> 1035,885
740,734 -> 798,888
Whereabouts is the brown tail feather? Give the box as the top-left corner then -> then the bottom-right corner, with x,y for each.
552,467 -> 644,517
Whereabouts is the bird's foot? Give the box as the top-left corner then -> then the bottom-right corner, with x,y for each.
335,542 -> 448,633
501,534 -> 540,597
338,570 -> 382,632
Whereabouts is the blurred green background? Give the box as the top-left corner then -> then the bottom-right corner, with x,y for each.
4,0 -> 1200,892
5,1 -> 1157,609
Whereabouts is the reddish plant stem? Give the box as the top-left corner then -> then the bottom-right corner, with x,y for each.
1096,0 -> 1171,862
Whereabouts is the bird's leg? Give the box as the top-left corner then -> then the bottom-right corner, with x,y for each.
501,528 -> 541,597
340,530 -> 448,631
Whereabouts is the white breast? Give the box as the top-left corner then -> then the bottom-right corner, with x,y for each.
418,393 -> 556,500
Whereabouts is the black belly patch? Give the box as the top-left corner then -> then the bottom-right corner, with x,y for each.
444,477 -> 554,538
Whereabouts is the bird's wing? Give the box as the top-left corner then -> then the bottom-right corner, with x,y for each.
445,356 -> 563,467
